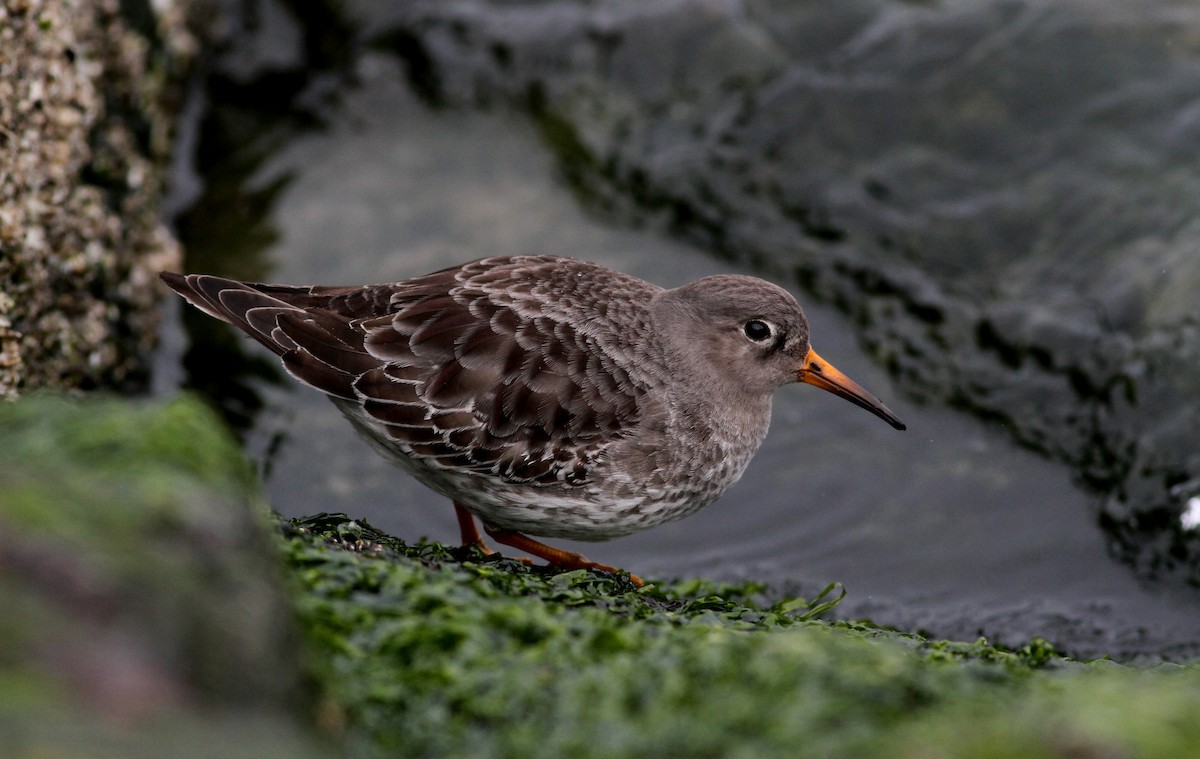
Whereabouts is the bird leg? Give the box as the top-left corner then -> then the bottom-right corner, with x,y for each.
454,503 -> 494,553
482,524 -> 644,587
454,504 -> 534,565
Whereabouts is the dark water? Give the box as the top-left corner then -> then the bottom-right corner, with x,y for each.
158,0 -> 1200,659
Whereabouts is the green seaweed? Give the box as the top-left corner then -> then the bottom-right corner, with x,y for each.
0,394 -> 321,759
280,515 -> 1200,759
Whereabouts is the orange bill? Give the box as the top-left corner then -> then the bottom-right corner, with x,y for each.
797,348 -> 906,431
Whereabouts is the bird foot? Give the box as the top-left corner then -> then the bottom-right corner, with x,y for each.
459,542 -> 534,565
483,525 -> 644,587
454,504 -> 643,585
562,556 -> 645,588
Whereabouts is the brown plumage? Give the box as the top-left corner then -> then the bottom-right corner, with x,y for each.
162,255 -> 905,585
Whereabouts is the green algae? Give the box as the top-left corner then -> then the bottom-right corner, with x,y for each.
282,515 -> 1200,759
0,394 -> 322,759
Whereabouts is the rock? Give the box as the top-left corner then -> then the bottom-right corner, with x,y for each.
0,0 -> 194,397
0,394 -> 324,758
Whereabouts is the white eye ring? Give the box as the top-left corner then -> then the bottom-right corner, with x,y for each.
743,320 -> 773,342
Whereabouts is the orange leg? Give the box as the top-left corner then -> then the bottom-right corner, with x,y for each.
483,524 -> 644,587
454,503 -> 493,553
454,504 -> 532,565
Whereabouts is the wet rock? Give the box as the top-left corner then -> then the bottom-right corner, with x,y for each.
0,0 -> 195,396
0,394 -> 323,757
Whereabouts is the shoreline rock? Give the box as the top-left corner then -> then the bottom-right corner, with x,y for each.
0,0 -> 197,397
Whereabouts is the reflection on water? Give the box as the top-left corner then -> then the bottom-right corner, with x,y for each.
157,1 -> 1200,659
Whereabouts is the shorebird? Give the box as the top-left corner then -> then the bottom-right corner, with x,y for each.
162,256 -> 905,585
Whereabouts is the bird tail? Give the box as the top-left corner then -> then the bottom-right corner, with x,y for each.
159,271 -> 313,357
159,272 -> 377,401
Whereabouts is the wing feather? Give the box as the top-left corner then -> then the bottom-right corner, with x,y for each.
162,256 -> 657,487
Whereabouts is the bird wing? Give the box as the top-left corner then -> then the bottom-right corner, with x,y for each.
160,258 -> 652,486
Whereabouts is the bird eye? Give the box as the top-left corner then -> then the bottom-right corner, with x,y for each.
743,320 -> 772,342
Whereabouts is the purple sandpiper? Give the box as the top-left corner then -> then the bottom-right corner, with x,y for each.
162,256 -> 905,585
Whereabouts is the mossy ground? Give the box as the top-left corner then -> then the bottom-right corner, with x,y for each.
0,395 -> 321,758
282,515 -> 1200,759
3,394 -> 1199,758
